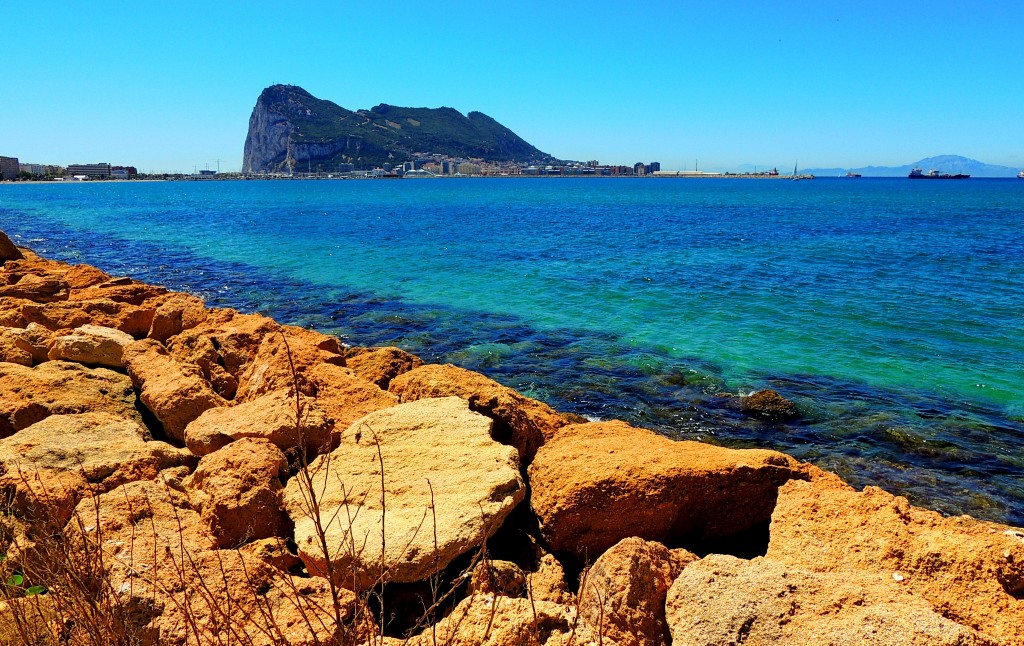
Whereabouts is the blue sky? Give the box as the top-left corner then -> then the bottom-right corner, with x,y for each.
3,1 -> 1022,173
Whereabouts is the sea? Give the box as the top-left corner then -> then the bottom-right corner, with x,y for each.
1,177 -> 1022,526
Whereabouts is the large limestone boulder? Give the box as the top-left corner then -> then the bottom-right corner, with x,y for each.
0,361 -> 141,438
345,345 -> 423,389
183,389 -> 332,456
283,397 -> 525,589
123,338 -> 226,442
528,420 -> 821,558
0,412 -> 190,497
766,477 -> 1024,644
389,363 -> 568,464
183,438 -> 290,548
577,538 -> 696,646
0,230 -> 23,262
47,324 -> 135,368
666,554 -> 995,645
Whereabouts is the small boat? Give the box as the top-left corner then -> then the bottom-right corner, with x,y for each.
1018,170 -> 1024,179
908,168 -> 970,180
845,171 -> 862,178
791,162 -> 814,181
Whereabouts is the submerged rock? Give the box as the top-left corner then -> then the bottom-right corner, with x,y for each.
740,388 -> 799,421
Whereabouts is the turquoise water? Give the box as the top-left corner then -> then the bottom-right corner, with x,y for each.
2,178 -> 1022,524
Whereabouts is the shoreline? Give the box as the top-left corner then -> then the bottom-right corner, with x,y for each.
1,229 -> 1023,643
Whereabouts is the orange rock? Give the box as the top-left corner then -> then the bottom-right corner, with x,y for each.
165,308 -> 279,397
0,412 -> 191,525
528,420 -> 821,558
0,273 -> 69,302
21,298 -> 155,338
469,559 -> 527,597
65,478 -> 355,646
402,594 -> 576,645
307,362 -> 398,436
147,291 -> 208,342
69,278 -> 167,305
345,345 -> 423,389
61,263 -> 111,289
389,363 -> 567,464
0,361 -> 140,439
666,554 -> 995,645
183,389 -> 332,456
526,552 -> 571,604
766,477 -> 1024,644
123,339 -> 226,442
183,438 -> 290,548
235,324 -> 345,401
578,537 -> 697,646
0,326 -> 33,366
47,324 -> 135,368
0,230 -> 23,262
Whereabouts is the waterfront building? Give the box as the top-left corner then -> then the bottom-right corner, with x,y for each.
634,162 -> 647,176
19,163 -> 45,176
0,156 -> 20,180
67,163 -> 111,178
648,162 -> 661,172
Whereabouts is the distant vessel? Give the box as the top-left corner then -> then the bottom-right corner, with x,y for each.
791,162 -> 814,181
1018,170 -> 1024,179
844,171 -> 862,178
908,168 -> 970,180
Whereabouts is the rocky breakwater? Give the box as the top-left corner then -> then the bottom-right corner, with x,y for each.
0,227 -> 1021,645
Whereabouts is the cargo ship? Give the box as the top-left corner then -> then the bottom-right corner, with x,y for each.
908,168 -> 970,179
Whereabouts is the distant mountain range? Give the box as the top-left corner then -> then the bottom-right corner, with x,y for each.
803,155 -> 1021,178
242,85 -> 556,173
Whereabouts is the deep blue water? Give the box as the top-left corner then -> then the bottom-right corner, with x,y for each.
1,177 -> 1022,525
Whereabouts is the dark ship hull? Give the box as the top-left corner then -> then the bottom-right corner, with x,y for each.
908,168 -> 970,179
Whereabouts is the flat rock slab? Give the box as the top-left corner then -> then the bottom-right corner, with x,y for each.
0,360 -> 141,439
0,412 -> 191,508
284,396 -> 525,589
666,554 -> 995,645
183,389 -> 332,456
528,420 -> 821,558
48,324 -> 135,368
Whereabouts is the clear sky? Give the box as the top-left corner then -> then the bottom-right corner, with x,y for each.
3,1 -> 1022,173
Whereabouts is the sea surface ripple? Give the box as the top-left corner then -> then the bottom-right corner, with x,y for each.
2,177 -> 1022,525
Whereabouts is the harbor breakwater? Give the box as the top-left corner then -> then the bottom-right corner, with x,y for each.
1,228 -> 1023,644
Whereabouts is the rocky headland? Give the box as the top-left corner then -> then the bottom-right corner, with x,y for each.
0,227 -> 1022,645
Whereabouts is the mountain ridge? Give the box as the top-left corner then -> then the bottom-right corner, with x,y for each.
241,85 -> 556,173
803,155 -> 1021,178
